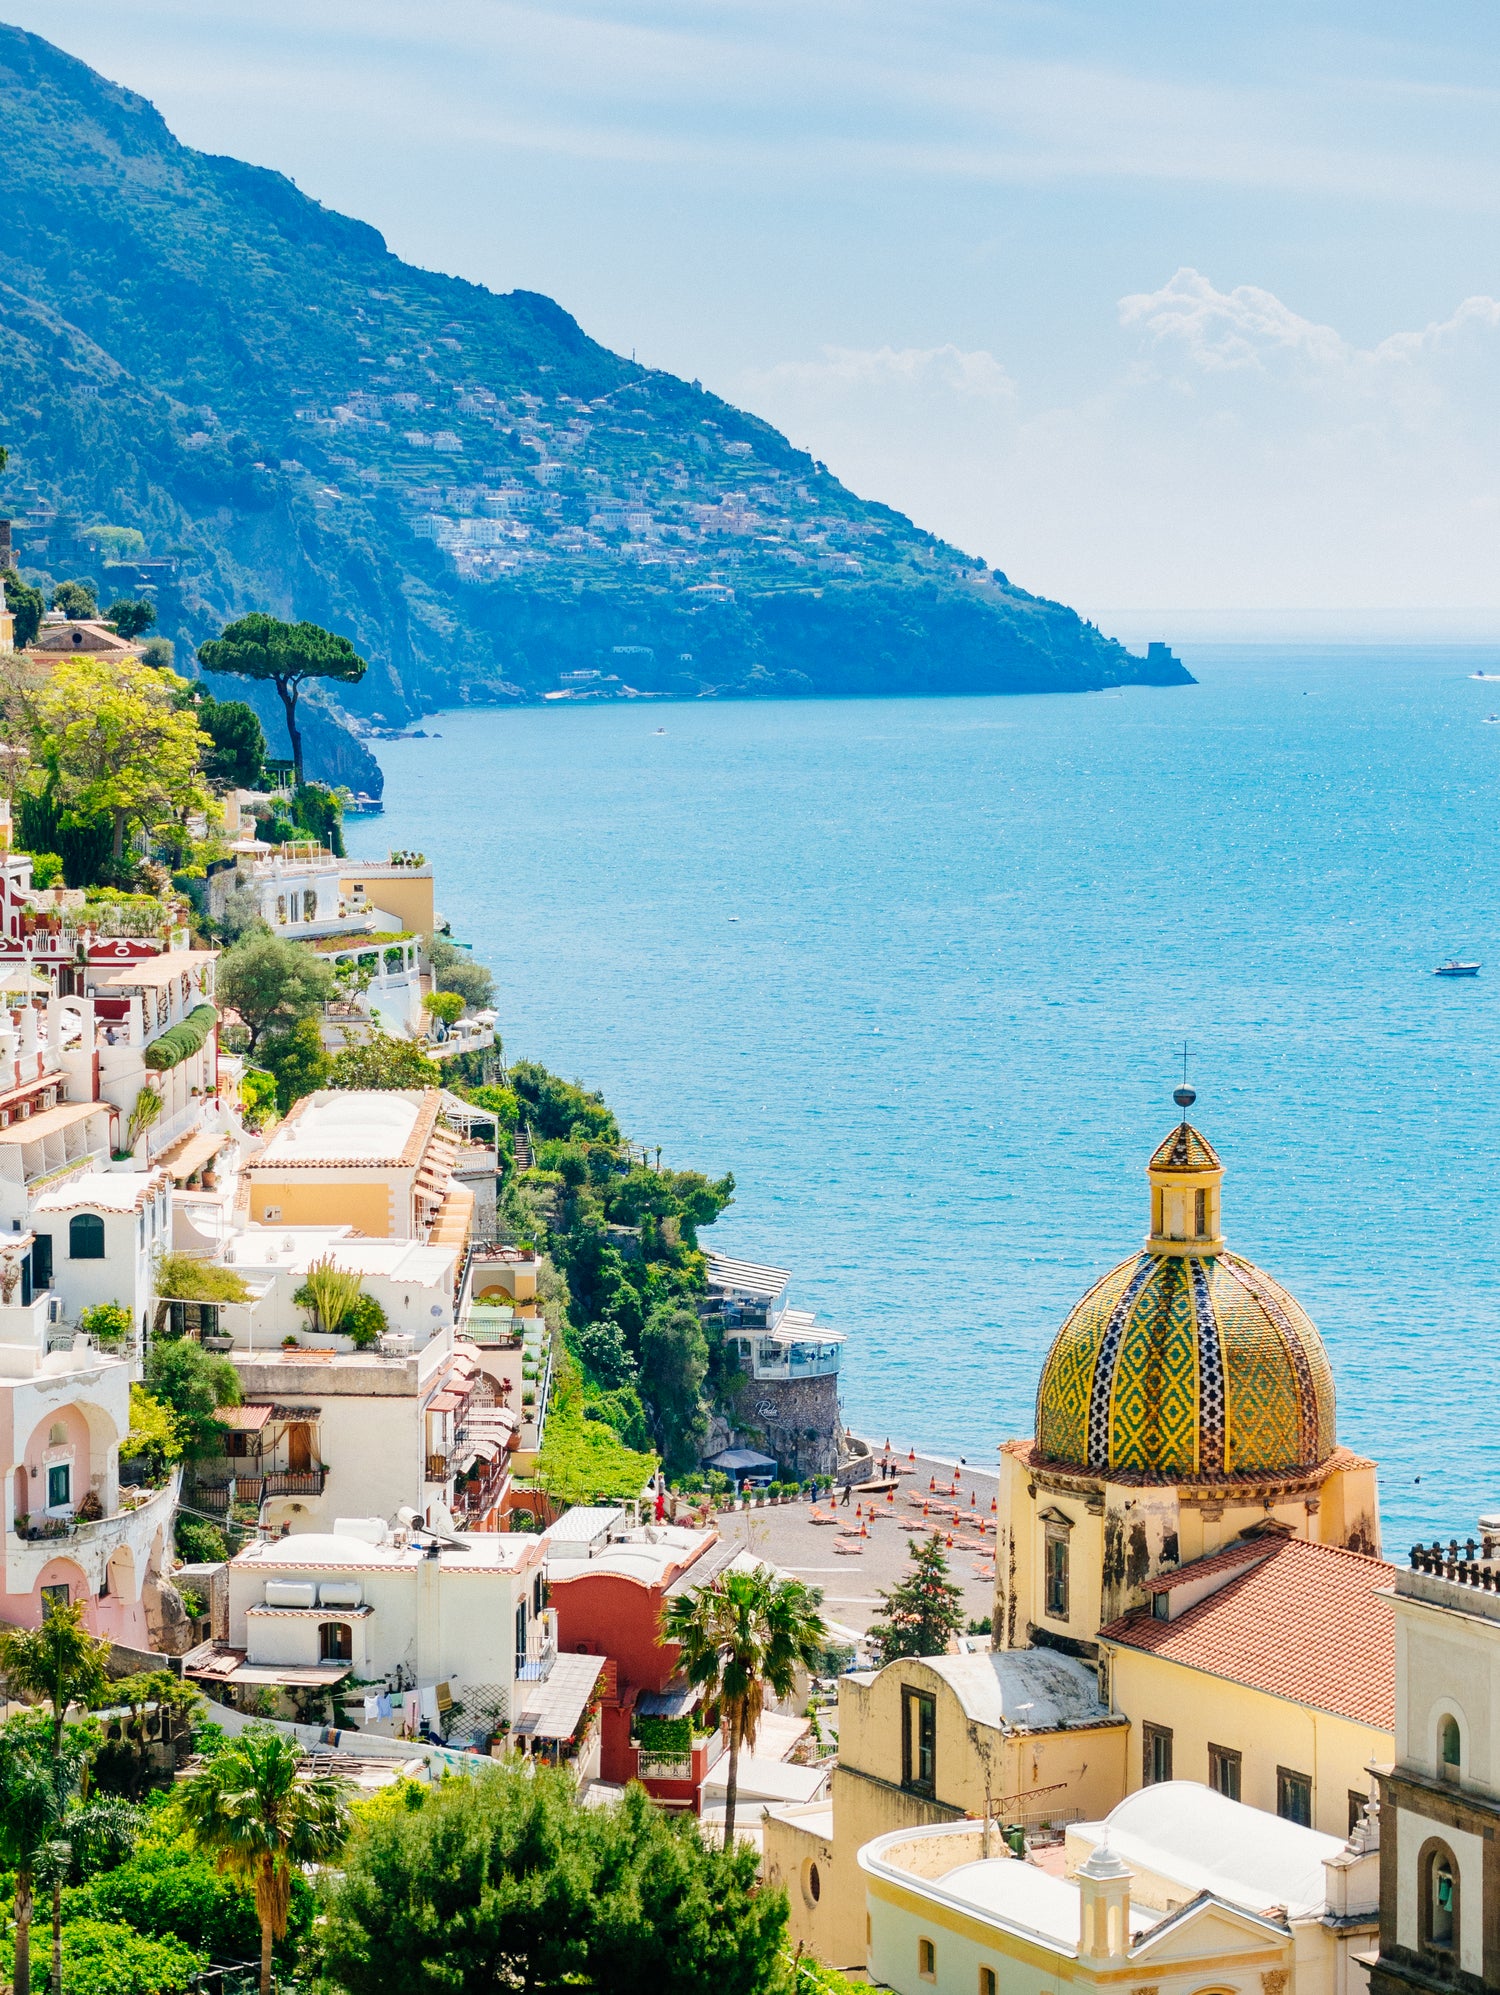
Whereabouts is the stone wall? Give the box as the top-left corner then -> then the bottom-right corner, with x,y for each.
742,1372 -> 841,1477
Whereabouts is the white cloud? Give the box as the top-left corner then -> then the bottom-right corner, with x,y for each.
1118,267 -> 1349,372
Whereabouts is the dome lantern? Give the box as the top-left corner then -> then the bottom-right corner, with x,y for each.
1146,1099 -> 1224,1257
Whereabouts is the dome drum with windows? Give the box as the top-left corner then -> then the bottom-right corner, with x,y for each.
1036,1093 -> 1337,1482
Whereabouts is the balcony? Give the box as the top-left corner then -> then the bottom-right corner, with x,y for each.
188,1465 -> 326,1512
517,1610 -> 557,1683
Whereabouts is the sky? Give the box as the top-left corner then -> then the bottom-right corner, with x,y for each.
9,1 -> 1500,622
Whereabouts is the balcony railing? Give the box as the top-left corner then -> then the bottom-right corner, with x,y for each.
1410,1542 -> 1500,1591
517,1614 -> 557,1683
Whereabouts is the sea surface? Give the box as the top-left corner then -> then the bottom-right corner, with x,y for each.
345,645 -> 1500,1552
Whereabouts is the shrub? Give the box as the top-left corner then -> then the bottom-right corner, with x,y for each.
143,1005 -> 218,1072
174,1515 -> 227,1564
0,1916 -> 203,1995
423,990 -> 464,1026
294,1255 -> 363,1335
25,851 -> 64,889
345,1292 -> 388,1349
121,1385 -> 183,1475
154,1254 -> 251,1304
80,1301 -> 133,1346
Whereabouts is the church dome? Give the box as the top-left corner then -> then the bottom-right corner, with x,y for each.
1035,1110 -> 1337,1480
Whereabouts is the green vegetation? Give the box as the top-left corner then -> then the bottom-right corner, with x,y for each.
104,595 -> 156,639
0,22 -> 1188,731
77,1301 -> 132,1346
319,1764 -> 786,1995
293,1255 -> 386,1345
142,1002 -> 217,1071
868,1532 -> 966,1662
119,1386 -> 182,1478
14,657 -> 210,864
259,1013 -> 330,1110
429,932 -> 496,1011
664,1569 -> 827,1847
325,1032 -> 441,1091
487,1060 -> 735,1476
153,1254 -> 251,1305
3,568 -> 44,649
141,1336 -> 241,1459
423,988 -> 464,1026
196,696 -> 266,788
216,930 -> 335,1054
49,579 -> 96,619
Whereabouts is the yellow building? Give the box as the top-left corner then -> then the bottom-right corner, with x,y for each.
764,1646 -> 1129,1969
339,855 -> 436,936
1097,1532 -> 1395,1838
860,1783 -> 1379,1995
244,1087 -> 470,1244
998,1091 -> 1380,1660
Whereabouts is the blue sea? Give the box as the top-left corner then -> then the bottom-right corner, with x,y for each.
345,645 -> 1500,1553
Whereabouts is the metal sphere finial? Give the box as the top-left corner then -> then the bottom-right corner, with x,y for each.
1173,1082 -> 1197,1111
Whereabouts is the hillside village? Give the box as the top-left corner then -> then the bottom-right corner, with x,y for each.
0,569 -> 1493,1995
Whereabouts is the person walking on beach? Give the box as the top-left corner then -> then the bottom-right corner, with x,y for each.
841,1480 -> 852,1508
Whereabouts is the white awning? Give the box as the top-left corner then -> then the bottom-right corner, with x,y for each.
513,1653 -> 606,1742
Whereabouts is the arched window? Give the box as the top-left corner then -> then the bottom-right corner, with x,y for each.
1439,1715 -> 1461,1780
68,1214 -> 105,1260
1420,1840 -> 1458,1951
318,1622 -> 352,1662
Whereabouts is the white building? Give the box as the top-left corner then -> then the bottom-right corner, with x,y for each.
31,1170 -> 173,1357
192,1521 -> 605,1757
1369,1530 -> 1500,1995
861,1783 -> 1379,1995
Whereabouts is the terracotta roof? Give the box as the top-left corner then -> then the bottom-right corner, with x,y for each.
1148,1121 -> 1221,1172
1099,1536 -> 1396,1729
1140,1537 -> 1277,1593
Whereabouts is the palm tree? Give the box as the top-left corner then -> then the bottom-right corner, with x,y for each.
0,1714 -> 73,1995
663,1567 -> 826,1846
0,1710 -> 132,1995
0,1600 -> 110,1764
176,1724 -> 351,1995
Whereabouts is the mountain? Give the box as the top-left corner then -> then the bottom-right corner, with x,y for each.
0,24 -> 1191,789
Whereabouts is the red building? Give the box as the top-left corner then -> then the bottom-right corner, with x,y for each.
546,1515 -> 737,1812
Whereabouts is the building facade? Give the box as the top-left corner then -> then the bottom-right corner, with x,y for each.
1370,1533 -> 1500,1995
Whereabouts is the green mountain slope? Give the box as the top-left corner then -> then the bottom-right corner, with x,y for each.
0,22 -> 1190,784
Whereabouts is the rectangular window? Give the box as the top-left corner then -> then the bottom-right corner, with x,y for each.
918,1938 -> 936,1982
40,1582 -> 70,1616
1208,1744 -> 1242,1801
1277,1767 -> 1313,1826
47,1462 -> 70,1509
1195,1187 -> 1207,1233
902,1687 -> 937,1796
980,1970 -> 997,1995
1044,1532 -> 1070,1619
1151,1591 -> 1170,1620
1143,1722 -> 1173,1786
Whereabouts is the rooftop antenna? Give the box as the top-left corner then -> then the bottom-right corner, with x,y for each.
1173,1041 -> 1196,1118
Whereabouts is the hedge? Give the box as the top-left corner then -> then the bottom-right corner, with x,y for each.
144,1004 -> 218,1071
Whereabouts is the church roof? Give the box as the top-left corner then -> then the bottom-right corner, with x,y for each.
1149,1121 -> 1221,1172
1098,1537 -> 1396,1730
1035,1247 -> 1336,1480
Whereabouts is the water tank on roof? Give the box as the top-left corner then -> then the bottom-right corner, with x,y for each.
318,1582 -> 363,1609
264,1582 -> 316,1609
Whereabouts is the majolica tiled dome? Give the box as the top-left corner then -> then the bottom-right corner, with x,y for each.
1035,1118 -> 1337,1480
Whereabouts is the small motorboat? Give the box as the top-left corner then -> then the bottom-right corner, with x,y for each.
1471,671 -> 1500,681
1435,960 -> 1481,977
